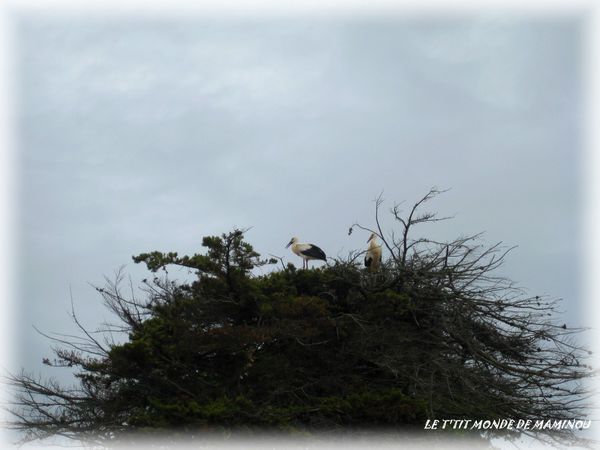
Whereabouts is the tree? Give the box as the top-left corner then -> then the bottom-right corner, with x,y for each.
5,189 -> 593,447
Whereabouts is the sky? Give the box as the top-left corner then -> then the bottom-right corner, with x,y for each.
9,12 -> 585,384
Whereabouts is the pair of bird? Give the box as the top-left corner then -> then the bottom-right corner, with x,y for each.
285,233 -> 382,271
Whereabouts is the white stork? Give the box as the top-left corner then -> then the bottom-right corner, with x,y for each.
364,233 -> 382,272
286,237 -> 327,269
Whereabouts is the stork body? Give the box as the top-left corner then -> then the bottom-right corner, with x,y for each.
286,237 -> 326,269
364,233 -> 382,272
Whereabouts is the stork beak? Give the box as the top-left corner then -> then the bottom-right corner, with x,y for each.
285,240 -> 293,248
367,235 -> 374,243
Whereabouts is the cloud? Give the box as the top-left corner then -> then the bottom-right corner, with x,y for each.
12,13 -> 584,379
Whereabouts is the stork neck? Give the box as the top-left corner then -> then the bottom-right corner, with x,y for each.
291,243 -> 302,255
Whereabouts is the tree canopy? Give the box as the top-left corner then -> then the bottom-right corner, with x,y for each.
5,189 -> 593,447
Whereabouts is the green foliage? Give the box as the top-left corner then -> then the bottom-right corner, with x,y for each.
88,231 -> 434,434
8,224 -> 591,446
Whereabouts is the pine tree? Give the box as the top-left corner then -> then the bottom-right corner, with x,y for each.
6,189 -> 592,447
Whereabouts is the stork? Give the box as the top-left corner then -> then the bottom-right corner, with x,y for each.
364,232 -> 382,272
286,237 -> 326,269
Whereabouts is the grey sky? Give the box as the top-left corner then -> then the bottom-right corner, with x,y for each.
13,13 -> 583,379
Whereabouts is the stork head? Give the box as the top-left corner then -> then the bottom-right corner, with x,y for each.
367,233 -> 378,243
286,237 -> 298,248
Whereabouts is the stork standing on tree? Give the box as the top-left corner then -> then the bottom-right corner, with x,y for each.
364,232 -> 382,272
286,237 -> 327,269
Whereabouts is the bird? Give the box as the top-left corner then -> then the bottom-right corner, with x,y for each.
364,232 -> 382,272
285,237 -> 327,269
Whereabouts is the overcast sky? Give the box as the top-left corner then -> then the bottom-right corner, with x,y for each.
12,12 -> 583,379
